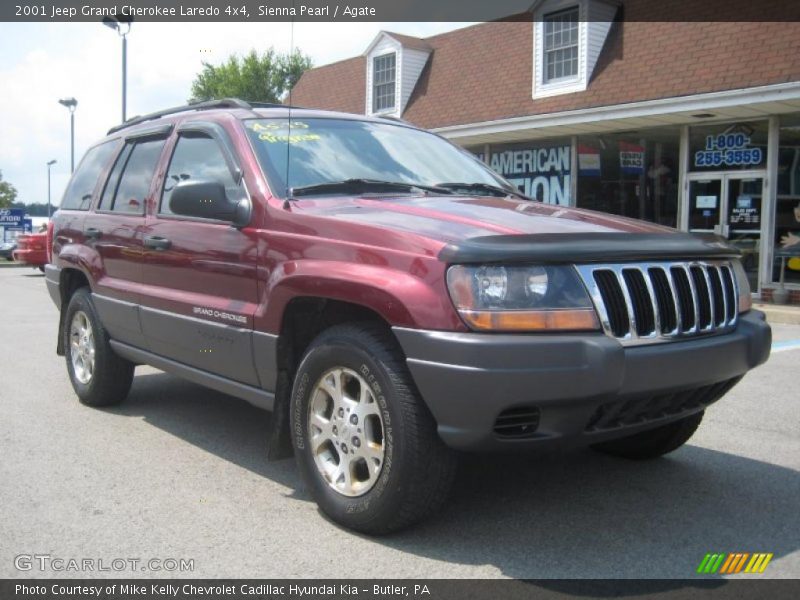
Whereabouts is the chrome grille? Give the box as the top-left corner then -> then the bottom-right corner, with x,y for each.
576,261 -> 739,346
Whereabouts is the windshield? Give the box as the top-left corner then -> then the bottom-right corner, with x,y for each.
244,117 -> 513,198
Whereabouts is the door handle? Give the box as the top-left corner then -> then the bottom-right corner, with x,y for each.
144,236 -> 171,251
85,227 -> 102,240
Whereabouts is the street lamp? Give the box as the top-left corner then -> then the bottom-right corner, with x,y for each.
58,97 -> 77,173
103,15 -> 133,122
46,160 -> 57,220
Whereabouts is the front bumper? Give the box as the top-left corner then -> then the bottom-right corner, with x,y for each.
393,310 -> 771,451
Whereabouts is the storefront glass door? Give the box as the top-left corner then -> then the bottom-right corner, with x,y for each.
688,173 -> 764,293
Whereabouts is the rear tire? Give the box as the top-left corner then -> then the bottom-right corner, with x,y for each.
64,288 -> 134,407
591,411 -> 704,460
290,323 -> 457,534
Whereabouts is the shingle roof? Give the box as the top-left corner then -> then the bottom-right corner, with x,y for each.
290,55 -> 366,114
379,31 -> 433,53
289,18 -> 800,130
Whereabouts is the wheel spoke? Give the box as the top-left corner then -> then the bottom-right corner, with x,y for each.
333,459 -> 353,490
321,370 -> 342,406
355,384 -> 379,415
356,443 -> 383,475
310,412 -> 333,441
357,400 -> 381,421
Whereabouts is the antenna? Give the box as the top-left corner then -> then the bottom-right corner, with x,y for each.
284,2 -> 295,203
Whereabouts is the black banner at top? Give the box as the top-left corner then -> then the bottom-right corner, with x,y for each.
3,0 -> 800,22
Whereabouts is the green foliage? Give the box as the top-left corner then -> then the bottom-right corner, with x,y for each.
0,170 -> 19,209
189,49 -> 312,104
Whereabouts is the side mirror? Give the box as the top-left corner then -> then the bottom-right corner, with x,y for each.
169,180 -> 250,227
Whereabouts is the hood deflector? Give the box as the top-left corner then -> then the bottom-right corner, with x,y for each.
439,232 -> 740,264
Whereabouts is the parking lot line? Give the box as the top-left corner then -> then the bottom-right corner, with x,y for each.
771,339 -> 800,353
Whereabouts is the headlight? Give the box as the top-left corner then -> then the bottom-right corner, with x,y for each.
446,264 -> 600,332
731,259 -> 752,313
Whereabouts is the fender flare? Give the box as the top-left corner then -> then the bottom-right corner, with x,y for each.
258,260 -> 460,333
53,250 -> 98,356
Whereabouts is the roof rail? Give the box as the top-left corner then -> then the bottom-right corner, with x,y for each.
248,101 -> 293,109
106,98 -> 252,135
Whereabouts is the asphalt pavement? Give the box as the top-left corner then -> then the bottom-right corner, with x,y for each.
1,268 -> 798,579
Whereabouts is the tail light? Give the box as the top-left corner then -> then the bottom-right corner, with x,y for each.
46,220 -> 54,264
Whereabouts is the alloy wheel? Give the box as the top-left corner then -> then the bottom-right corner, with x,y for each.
308,367 -> 385,497
69,310 -> 95,384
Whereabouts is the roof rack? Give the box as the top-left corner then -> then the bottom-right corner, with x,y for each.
248,101 -> 303,110
106,98 -> 252,135
107,98 -> 308,135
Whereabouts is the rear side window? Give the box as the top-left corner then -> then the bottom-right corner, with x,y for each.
59,141 -> 117,210
101,139 -> 165,214
160,134 -> 236,215
98,145 -> 132,211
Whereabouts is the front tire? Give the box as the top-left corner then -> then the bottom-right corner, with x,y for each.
290,323 -> 457,534
64,288 -> 134,407
591,411 -> 704,460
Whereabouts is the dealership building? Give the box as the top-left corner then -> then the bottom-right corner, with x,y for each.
290,2 -> 800,303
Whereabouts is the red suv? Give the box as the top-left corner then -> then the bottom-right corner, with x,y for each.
46,99 -> 771,533
13,232 -> 48,271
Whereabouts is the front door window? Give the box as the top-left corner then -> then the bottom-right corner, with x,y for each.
688,179 -> 722,233
726,177 -> 763,292
688,175 -> 763,293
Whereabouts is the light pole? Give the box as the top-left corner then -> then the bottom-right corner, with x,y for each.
103,16 -> 133,122
46,160 -> 57,220
58,97 -> 77,173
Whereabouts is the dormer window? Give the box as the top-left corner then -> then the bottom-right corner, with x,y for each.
533,0 -> 617,99
543,8 -> 579,82
372,53 -> 397,113
364,32 -> 432,117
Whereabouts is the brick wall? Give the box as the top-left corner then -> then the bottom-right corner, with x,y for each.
759,287 -> 800,305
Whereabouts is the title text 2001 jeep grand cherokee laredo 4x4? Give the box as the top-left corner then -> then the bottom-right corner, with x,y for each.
46,99 -> 771,534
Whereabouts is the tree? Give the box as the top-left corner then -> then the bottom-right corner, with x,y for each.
10,202 -> 48,217
189,49 -> 312,104
0,170 -> 18,209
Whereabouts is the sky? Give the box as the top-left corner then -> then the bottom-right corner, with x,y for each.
0,21 -> 470,207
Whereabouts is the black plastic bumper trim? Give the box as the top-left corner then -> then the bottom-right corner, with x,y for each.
393,310 -> 770,451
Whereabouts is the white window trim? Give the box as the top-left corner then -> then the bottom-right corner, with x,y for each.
365,34 -> 402,118
371,52 -> 398,115
533,0 -> 588,99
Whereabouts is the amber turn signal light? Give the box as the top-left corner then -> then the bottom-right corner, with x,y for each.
458,308 -> 600,332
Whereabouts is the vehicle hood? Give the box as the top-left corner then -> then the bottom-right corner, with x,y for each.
290,194 -> 739,263
292,194 -> 673,241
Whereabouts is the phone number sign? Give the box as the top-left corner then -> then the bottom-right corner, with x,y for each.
694,133 -> 764,168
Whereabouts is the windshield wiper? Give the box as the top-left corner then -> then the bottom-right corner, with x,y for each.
289,178 -> 453,198
434,182 -> 529,200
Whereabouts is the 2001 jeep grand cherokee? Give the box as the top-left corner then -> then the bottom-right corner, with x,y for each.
46,99 -> 771,534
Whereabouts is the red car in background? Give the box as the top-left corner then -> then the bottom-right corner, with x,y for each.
13,232 -> 48,271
